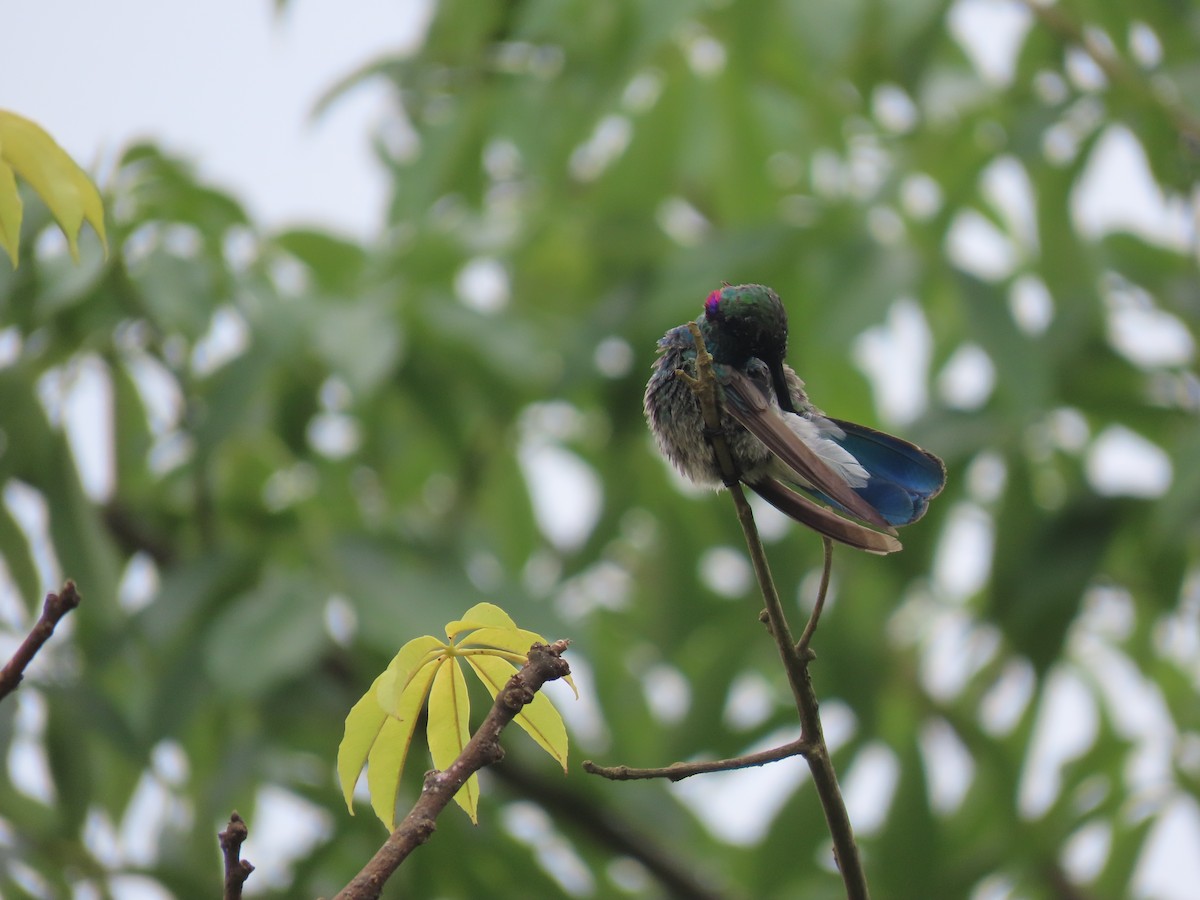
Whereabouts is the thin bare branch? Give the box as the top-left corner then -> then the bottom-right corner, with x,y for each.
0,581 -> 82,702
583,737 -> 812,782
797,537 -> 834,656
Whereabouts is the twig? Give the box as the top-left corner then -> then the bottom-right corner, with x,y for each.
797,538 -> 834,655
218,811 -> 254,900
0,581 -> 82,702
583,737 -> 812,782
334,641 -> 572,900
682,326 -> 870,900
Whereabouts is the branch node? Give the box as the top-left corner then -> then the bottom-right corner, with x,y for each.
218,811 -> 254,900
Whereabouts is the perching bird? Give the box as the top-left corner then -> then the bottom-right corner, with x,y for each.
643,284 -> 946,554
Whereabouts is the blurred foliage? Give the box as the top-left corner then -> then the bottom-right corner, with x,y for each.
1,0 -> 1198,897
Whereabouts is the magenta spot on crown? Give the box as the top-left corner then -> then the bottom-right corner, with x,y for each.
704,290 -> 722,318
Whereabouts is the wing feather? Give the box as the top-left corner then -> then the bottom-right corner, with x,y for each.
721,367 -> 896,533
750,479 -> 901,554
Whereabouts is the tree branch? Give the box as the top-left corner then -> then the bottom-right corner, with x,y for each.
682,325 -> 870,900
0,580 -> 81,703
334,640 -> 572,900
583,737 -> 812,782
218,811 -> 254,900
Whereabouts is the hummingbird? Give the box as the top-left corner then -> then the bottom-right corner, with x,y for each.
643,284 -> 946,554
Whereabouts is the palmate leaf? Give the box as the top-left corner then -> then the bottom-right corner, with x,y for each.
0,109 -> 107,265
443,600 -> 524,635
337,634 -> 442,825
336,671 -> 389,813
377,634 -> 448,714
428,656 -> 478,822
337,604 -> 571,829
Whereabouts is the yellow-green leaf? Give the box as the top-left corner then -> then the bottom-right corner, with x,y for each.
0,110 -> 108,266
427,657 -> 478,822
338,604 -> 571,829
371,655 -> 441,827
458,625 -> 547,656
0,156 -> 20,265
338,634 -> 444,827
444,601 -> 519,638
367,715 -> 414,828
336,672 -> 390,813
378,634 -> 445,715
467,654 -> 569,771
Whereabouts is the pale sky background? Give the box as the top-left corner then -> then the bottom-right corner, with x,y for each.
3,0 -> 433,237
1,1 -> 1197,898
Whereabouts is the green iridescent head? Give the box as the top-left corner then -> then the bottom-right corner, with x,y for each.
703,284 -> 788,366
703,284 -> 796,412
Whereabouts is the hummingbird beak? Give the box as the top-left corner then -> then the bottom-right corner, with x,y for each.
769,362 -> 797,414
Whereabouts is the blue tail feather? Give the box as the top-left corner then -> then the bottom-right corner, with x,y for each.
807,419 -> 946,527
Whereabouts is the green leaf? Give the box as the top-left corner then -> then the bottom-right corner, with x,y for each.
449,606 -> 580,698
444,601 -> 520,636
457,625 -> 547,656
338,606 -> 574,830
366,715 -> 418,830
336,672 -> 390,813
203,570 -> 330,697
0,500 -> 40,608
371,638 -> 442,825
339,635 -> 443,827
460,626 -> 579,698
0,109 -> 107,265
271,228 -> 367,294
378,634 -> 446,715
427,656 -> 478,822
